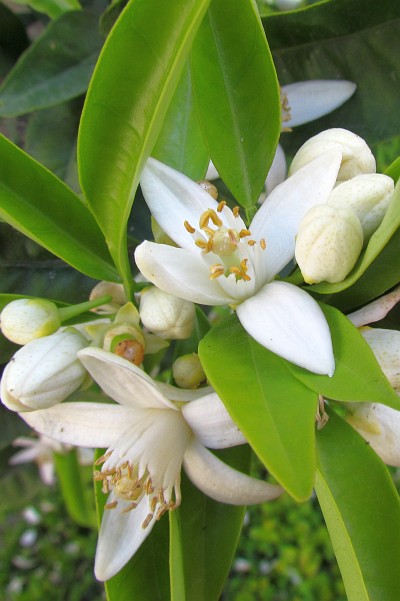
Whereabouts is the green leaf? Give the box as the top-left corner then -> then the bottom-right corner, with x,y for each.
265,0 -> 400,153
308,179 -> 400,299
0,10 -> 103,116
315,410 -> 400,601
385,155 -> 400,183
285,304 -> 400,410
54,450 -> 96,528
10,0 -> 81,20
191,0 -> 281,209
153,62 -> 209,180
78,0 -> 211,289
93,453 -> 170,601
170,446 -> 249,601
199,314 -> 317,501
0,134 -> 119,282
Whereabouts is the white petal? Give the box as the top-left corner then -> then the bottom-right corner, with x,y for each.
78,348 -> 174,410
183,440 -> 283,505
206,160 -> 219,180
20,402 -> 131,448
95,494 -> 157,581
182,392 -> 247,449
250,148 -> 342,279
141,157 -> 219,249
135,241 -> 233,305
264,144 -> 287,197
283,80 -> 356,128
156,381 -> 214,402
236,281 -> 335,375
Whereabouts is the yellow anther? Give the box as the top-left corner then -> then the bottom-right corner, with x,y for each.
142,513 -> 154,529
104,501 -> 118,510
195,238 -> 207,250
199,209 -> 223,229
217,200 -> 226,212
122,502 -> 138,513
184,220 -> 195,234
239,229 -> 251,238
260,238 -> 266,250
247,240 -> 256,246
209,264 -> 225,279
229,259 -> 251,282
233,206 -> 240,218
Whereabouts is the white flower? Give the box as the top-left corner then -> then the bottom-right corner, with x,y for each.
1,328 -> 88,412
135,150 -> 343,375
10,434 -> 65,485
22,347 -> 282,581
1,299 -> 61,345
207,80 -> 357,195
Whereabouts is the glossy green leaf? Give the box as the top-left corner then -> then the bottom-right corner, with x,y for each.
93,458 -> 170,601
10,0 -> 81,19
199,314 -> 317,501
0,11 -> 102,116
153,62 -> 209,180
285,304 -> 400,410
78,0 -> 211,288
0,4 -> 29,67
0,134 -> 119,282
316,411 -> 400,601
265,0 -> 400,153
385,155 -> 400,182
54,450 -> 96,528
309,180 -> 400,298
191,0 -> 281,209
170,446 -> 250,601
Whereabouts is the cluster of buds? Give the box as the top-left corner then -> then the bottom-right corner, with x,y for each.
292,129 -> 394,284
0,282 -> 200,412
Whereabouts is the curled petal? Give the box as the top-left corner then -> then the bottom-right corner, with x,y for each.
236,281 -> 334,376
183,440 -> 283,505
283,80 -> 356,128
182,392 -> 247,449
135,241 -> 233,305
264,144 -> 287,197
95,494 -> 157,581
78,348 -> 174,410
250,149 -> 342,279
20,402 -> 132,448
141,157 -> 219,249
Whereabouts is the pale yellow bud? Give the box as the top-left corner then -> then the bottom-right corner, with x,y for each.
327,174 -> 394,241
0,328 -> 88,412
361,328 -> 400,392
295,204 -> 363,283
89,281 -> 127,313
139,288 -> 195,339
1,299 -> 61,345
289,128 -> 376,182
172,354 -> 206,389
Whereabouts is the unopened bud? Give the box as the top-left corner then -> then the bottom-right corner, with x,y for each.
172,354 -> 206,389
361,327 -> 400,392
295,204 -> 363,283
289,128 -> 376,182
1,299 -> 61,345
327,174 -> 394,241
139,288 -> 195,339
0,328 -> 88,412
89,281 -> 127,313
197,180 -> 218,200
346,403 -> 400,467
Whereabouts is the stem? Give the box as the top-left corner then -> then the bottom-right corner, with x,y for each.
58,295 -> 113,322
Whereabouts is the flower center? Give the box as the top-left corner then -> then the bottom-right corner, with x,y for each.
184,201 -> 266,283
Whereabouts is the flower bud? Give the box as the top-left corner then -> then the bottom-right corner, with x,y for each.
289,128 -> 376,182
1,299 -> 61,345
327,174 -> 394,241
0,328 -> 88,412
139,287 -> 195,339
361,327 -> 400,392
346,403 -> 400,467
172,354 -> 206,389
295,204 -> 363,283
89,281 -> 127,313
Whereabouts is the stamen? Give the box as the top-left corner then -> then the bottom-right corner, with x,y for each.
142,513 -> 154,529
232,206 -> 240,218
229,259 -> 251,282
209,264 -> 225,279
104,501 -> 118,510
122,502 -> 137,513
199,209 -> 223,229
239,229 -> 251,238
217,200 -> 226,212
95,451 -> 111,466
247,240 -> 256,246
184,220 -> 195,234
260,238 -> 266,250
150,496 -> 158,513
